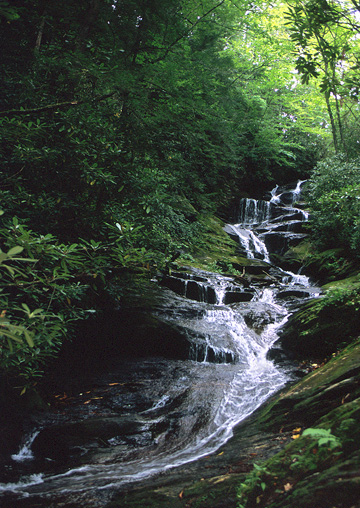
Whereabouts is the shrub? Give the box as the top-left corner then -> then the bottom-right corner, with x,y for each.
306,154 -> 360,256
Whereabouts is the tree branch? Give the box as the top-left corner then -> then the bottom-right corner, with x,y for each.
0,92 -> 118,118
150,0 -> 226,64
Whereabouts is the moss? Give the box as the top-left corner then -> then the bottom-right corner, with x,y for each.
175,214 -> 265,274
236,337 -> 360,508
107,474 -> 243,508
182,474 -> 242,508
267,450 -> 360,508
237,427 -> 345,508
259,337 -> 360,431
237,412 -> 360,508
322,273 -> 360,290
279,275 -> 360,359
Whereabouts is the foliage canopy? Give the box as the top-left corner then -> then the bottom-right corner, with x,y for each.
0,0 -> 359,385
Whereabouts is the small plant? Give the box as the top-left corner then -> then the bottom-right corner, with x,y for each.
302,427 -> 341,450
237,427 -> 343,508
237,463 -> 271,508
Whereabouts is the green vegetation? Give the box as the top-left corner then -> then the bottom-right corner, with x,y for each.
235,336 -> 360,508
0,0 -> 333,388
1,9 -> 360,508
304,155 -> 360,258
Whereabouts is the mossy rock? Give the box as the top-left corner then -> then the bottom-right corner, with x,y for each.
238,380 -> 360,508
106,473 -> 242,508
259,338 -> 360,433
302,247 -> 359,283
175,214 -> 262,273
279,289 -> 360,360
265,450 -> 360,508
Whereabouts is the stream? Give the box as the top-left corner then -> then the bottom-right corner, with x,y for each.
0,181 -> 321,507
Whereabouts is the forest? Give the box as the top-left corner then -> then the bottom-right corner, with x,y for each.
1,0 -> 358,388
1,1 -> 360,506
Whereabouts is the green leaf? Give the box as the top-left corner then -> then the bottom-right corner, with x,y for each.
2,264 -> 15,275
21,303 -> 31,314
23,329 -> 34,348
7,246 -> 24,257
7,338 -> 14,353
1,330 -> 23,343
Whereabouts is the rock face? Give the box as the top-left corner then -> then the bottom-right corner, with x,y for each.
159,271 -> 256,304
2,180 -> 358,508
104,338 -> 360,508
160,274 -> 217,303
278,293 -> 360,359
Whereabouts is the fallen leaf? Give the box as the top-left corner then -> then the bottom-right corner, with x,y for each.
213,476 -> 228,484
178,490 -> 184,499
292,434 -> 300,440
284,483 -> 292,492
217,451 -> 224,456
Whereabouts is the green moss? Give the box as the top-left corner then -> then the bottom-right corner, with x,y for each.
175,214 -> 263,273
266,450 -> 360,508
237,427 -> 344,508
258,337 -> 360,432
279,274 -> 360,359
322,273 -> 360,290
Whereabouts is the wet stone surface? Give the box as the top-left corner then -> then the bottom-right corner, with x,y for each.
0,181 -> 321,507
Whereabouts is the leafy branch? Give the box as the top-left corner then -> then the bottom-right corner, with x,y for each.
0,92 -> 118,118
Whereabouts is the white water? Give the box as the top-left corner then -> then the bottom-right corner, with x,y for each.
2,180 -> 317,501
2,301 -> 289,496
238,198 -> 271,225
0,474 -> 44,495
11,430 -> 40,462
270,179 -> 306,205
226,224 -> 270,263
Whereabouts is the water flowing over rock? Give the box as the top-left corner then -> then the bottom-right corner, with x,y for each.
0,181 -> 321,507
228,180 -> 309,260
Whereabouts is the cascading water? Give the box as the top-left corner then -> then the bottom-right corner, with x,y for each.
0,180 -> 320,507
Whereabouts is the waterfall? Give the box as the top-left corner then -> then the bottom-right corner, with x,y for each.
238,198 -> 271,224
229,180 -> 309,261
226,223 -> 270,263
270,179 -> 306,206
11,430 -> 40,462
1,180 -> 319,505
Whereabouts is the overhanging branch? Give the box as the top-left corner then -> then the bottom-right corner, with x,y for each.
0,92 -> 117,118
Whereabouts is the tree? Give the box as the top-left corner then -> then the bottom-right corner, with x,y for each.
285,0 -> 360,155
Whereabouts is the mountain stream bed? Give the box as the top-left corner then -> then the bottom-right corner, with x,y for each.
0,181 -> 322,507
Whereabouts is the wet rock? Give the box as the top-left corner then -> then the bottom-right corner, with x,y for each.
277,289 -> 312,299
259,339 -> 360,432
262,231 -> 307,256
32,416 -> 151,462
267,220 -> 304,233
160,275 -> 217,303
159,275 -> 185,295
185,280 -> 217,303
224,290 -> 254,304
